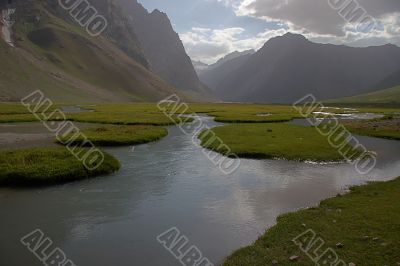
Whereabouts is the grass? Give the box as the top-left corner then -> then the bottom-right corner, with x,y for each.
0,113 -> 39,123
341,116 -> 400,140
0,147 -> 120,186
65,112 -> 185,126
186,103 -> 301,123
223,176 -> 400,266
0,103 -> 52,114
0,103 -> 190,125
57,125 -> 168,146
1,102 -> 398,125
65,103 -> 299,124
199,123 -> 360,161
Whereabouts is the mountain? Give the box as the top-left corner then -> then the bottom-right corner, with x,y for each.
192,60 -> 209,75
209,49 -> 255,70
0,0 -> 177,102
213,33 -> 400,103
327,85 -> 400,105
116,0 -> 207,95
199,50 -> 255,91
0,0 -> 207,102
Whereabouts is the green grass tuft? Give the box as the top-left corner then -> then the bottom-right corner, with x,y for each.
0,147 -> 120,187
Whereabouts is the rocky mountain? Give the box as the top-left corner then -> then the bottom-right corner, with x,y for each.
213,33 -> 400,103
116,0 -> 207,94
0,0 -> 207,102
199,50 -> 254,91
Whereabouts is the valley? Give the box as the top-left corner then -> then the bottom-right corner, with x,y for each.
1,0 -> 400,265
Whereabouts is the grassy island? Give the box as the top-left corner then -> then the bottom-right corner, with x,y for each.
200,123 -> 360,161
0,147 -> 120,186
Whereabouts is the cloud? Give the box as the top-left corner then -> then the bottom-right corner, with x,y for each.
181,27 -> 287,63
236,0 -> 400,36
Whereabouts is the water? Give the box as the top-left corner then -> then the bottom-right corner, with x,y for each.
0,116 -> 399,266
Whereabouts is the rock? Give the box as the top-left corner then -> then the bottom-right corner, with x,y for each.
332,219 -> 337,223
301,223 -> 306,227
349,263 -> 356,266
372,237 -> 379,241
336,243 -> 344,248
272,259 -> 278,265
362,235 -> 369,240
289,255 -> 299,261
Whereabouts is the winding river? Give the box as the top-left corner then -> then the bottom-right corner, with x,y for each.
0,116 -> 399,266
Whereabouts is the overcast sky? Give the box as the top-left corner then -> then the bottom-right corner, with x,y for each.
139,0 -> 400,64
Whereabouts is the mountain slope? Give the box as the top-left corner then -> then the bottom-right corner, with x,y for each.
199,50 -> 254,91
0,0 -> 196,102
328,85 -> 400,105
371,69 -> 400,91
214,33 -> 400,103
116,0 -> 206,95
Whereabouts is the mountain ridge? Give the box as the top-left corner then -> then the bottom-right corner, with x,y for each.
213,33 -> 400,103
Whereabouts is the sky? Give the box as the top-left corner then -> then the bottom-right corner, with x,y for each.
139,0 -> 400,64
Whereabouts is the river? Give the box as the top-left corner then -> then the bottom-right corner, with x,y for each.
0,116 -> 399,266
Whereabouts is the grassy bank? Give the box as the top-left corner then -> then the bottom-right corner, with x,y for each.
223,177 -> 400,266
0,147 -> 120,186
200,123 -> 360,161
58,125 -> 168,146
341,117 -> 400,140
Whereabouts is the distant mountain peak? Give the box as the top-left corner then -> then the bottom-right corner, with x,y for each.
277,32 -> 308,42
212,49 -> 255,67
283,32 -> 306,38
150,9 -> 167,17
